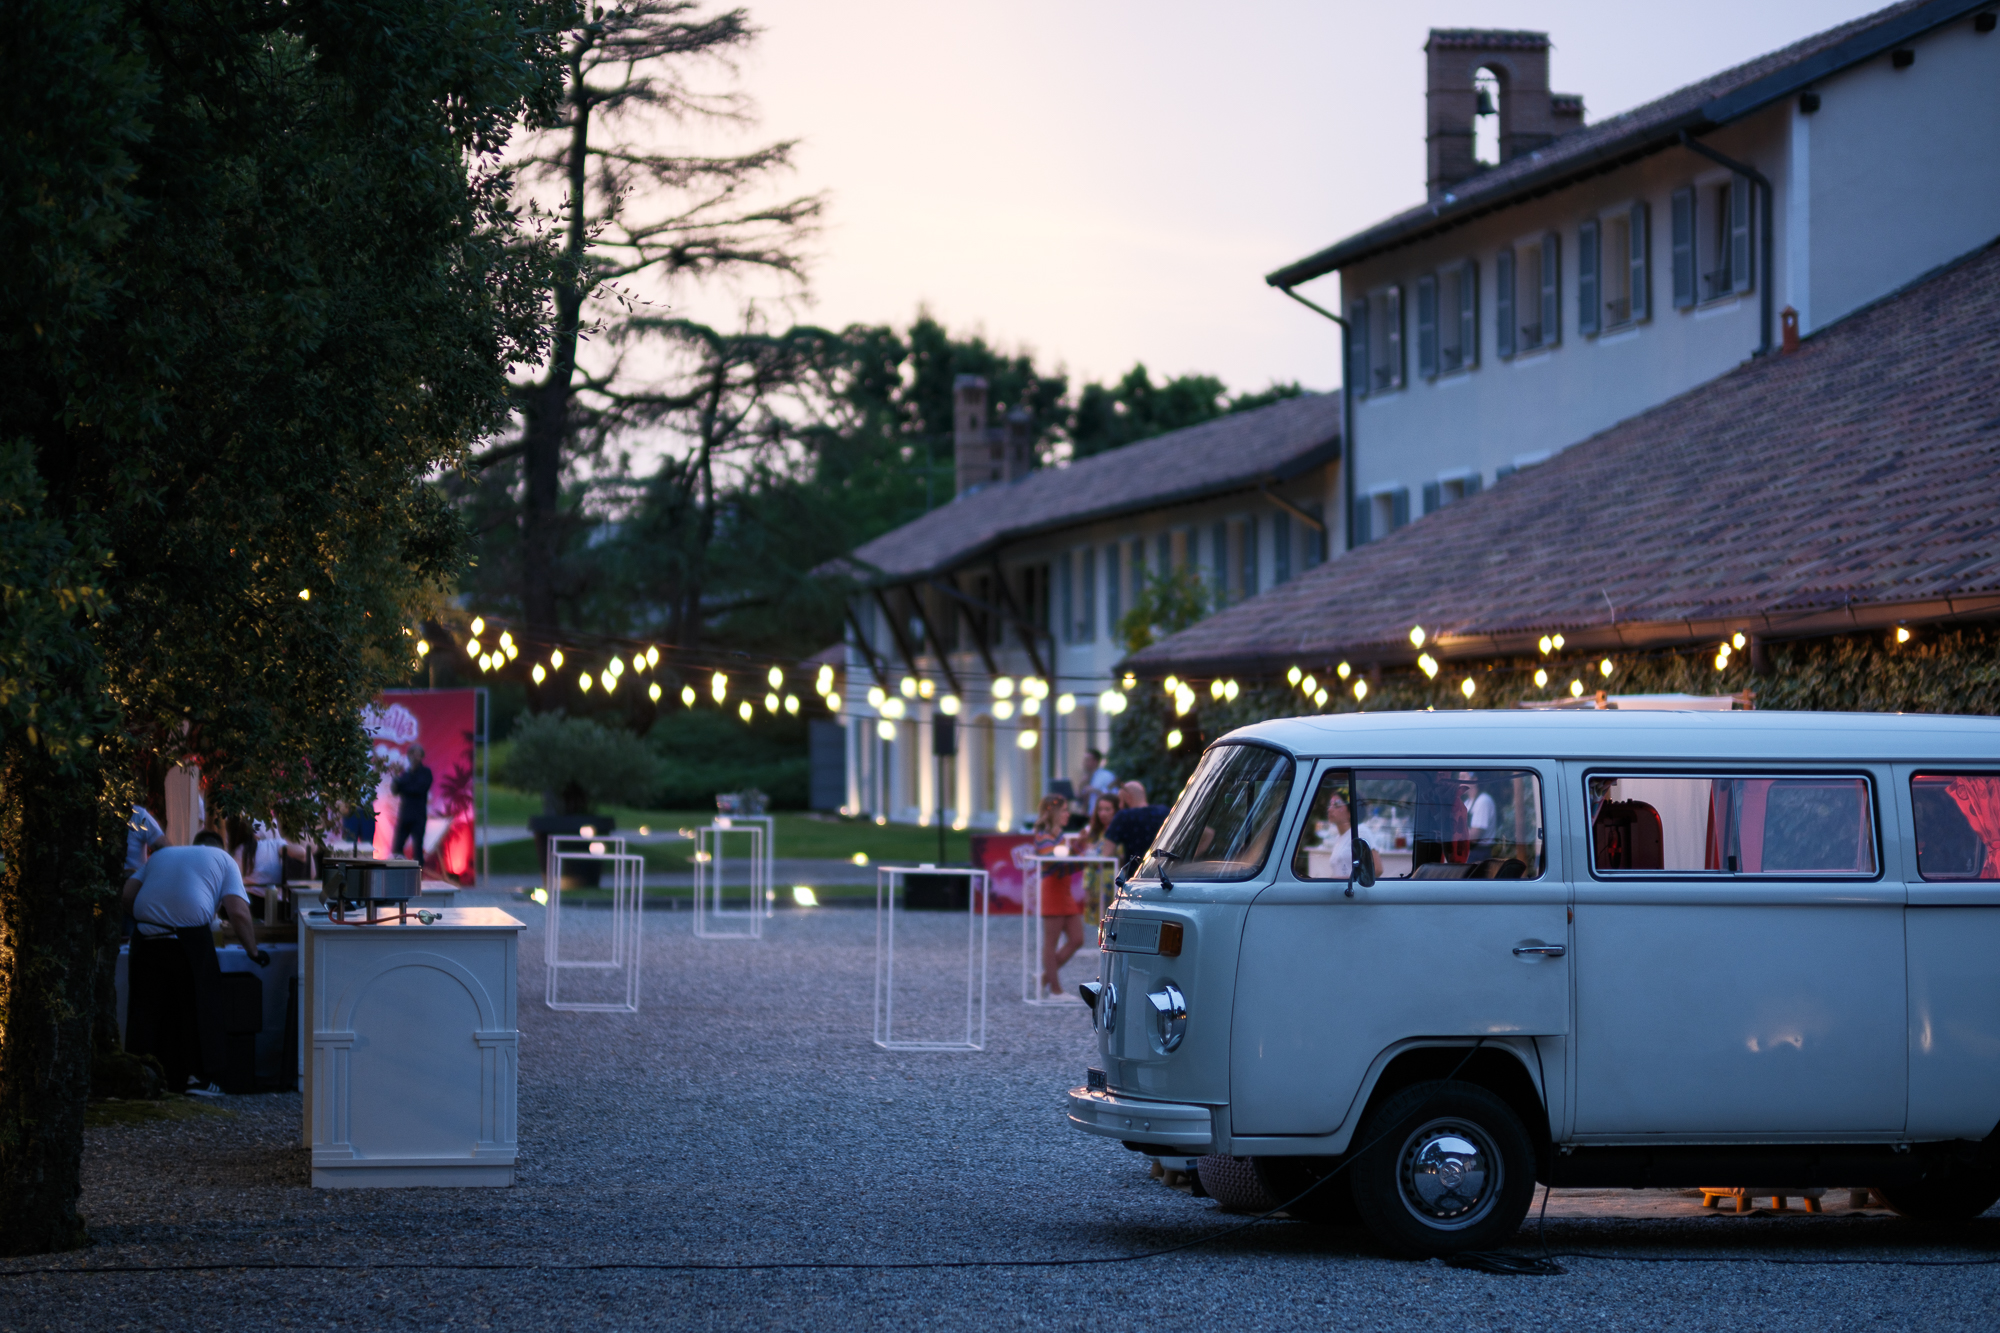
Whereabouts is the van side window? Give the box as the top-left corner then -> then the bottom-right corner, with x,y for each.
1912,774 -> 2000,880
1293,768 -> 1543,881
1587,776 -> 1877,875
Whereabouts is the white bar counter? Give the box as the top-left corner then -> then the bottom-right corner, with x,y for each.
300,906 -> 525,1188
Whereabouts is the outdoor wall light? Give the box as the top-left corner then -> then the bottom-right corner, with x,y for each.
681,685 -> 696,706
939,694 -> 961,716
1017,730 -> 1039,750
1165,729 -> 1184,749
992,677 -> 1015,700
551,649 -> 564,668
993,700 -> 1015,720
1056,693 -> 1076,715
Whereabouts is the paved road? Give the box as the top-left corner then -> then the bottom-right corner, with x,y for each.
9,896 -> 2000,1331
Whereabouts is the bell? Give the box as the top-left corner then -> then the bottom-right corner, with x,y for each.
1474,88 -> 1496,117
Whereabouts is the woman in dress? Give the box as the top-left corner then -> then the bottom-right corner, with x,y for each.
1032,794 -> 1087,998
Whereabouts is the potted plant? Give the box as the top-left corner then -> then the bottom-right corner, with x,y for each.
501,713 -> 661,885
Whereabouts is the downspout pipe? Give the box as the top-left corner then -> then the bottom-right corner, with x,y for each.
1274,286 -> 1357,551
1678,130 -> 1774,356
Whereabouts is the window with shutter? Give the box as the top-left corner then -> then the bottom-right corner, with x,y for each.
1671,187 -> 1695,308
1058,552 -> 1074,645
1577,220 -> 1600,337
1241,516 -> 1258,597
1079,547 -> 1095,642
1416,273 -> 1439,379
1729,173 -> 1753,294
1423,481 -> 1443,515
1272,512 -> 1291,585
1458,258 -> 1479,368
1347,298 -> 1370,398
1104,544 -> 1121,631
1540,233 -> 1561,346
1629,201 -> 1650,321
1495,248 -> 1516,357
1391,488 -> 1411,531
1351,497 -> 1372,547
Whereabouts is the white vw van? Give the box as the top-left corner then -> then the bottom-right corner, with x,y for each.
1068,710 -> 2000,1256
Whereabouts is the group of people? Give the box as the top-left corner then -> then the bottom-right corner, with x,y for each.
1026,767 -> 1172,999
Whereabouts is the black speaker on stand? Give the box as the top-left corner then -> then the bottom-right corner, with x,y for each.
932,712 -> 957,865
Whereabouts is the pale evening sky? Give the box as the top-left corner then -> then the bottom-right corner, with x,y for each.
672,1 -> 1883,396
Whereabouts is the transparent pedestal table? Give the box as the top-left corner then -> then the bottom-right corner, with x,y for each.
545,843 -> 646,1013
713,814 -> 776,917
1019,854 -> 1117,1007
694,822 -> 766,940
873,865 -> 990,1051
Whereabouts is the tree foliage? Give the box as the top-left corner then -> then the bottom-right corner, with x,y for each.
1118,567 -> 1214,654
0,0 -> 568,1253
501,712 -> 662,813
1071,365 -> 1303,459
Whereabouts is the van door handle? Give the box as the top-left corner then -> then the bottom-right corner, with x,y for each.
1512,944 -> 1566,958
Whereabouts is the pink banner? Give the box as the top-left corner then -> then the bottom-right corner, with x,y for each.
971,834 -> 1035,916
365,690 -> 479,884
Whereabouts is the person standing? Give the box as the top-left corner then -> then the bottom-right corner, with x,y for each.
123,830 -> 267,1095
390,745 -> 432,863
1105,780 -> 1171,878
126,803 -> 168,878
1079,749 -> 1117,799
1030,795 -> 1086,999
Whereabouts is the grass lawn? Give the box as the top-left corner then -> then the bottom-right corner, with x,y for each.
477,783 -> 979,873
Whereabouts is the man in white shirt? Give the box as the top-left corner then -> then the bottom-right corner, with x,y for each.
122,830 -> 267,1095
1465,777 -> 1499,863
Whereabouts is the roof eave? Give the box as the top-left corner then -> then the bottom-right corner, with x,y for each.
1265,0 -> 1991,288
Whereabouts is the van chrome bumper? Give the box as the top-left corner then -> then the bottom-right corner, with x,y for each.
1067,1086 -> 1216,1149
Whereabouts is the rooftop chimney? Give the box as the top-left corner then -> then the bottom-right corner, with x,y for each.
1425,30 -> 1584,203
953,376 -> 1035,498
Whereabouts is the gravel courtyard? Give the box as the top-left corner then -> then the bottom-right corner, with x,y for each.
6,895 -> 2000,1331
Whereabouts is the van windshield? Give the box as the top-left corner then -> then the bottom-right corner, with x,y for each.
1139,744 -> 1295,882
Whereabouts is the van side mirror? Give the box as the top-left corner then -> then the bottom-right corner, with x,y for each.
1349,836 -> 1376,897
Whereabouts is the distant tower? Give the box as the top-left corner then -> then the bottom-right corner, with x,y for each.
953,375 -> 1035,497
1425,30 -> 1584,203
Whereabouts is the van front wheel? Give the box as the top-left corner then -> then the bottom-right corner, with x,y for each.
1350,1080 -> 1536,1258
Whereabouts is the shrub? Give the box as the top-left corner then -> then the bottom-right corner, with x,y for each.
499,712 -> 661,815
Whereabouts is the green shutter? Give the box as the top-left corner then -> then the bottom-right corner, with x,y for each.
1671,187 -> 1695,308
1578,219 -> 1601,336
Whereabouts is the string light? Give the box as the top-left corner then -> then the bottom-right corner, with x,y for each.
1460,678 -> 1476,698
532,664 -> 546,684
649,682 -> 662,702
1224,680 -> 1240,702
579,673 -> 592,692
1165,729 -> 1183,750
816,664 -> 835,693
1535,669 -> 1549,688
646,646 -> 659,666
470,617 -> 485,636
1553,634 -> 1566,650
1022,696 -> 1042,717
881,698 -> 906,720
784,694 -> 799,715
1600,658 -> 1615,677
765,692 -> 780,713
712,672 -> 728,703
504,641 -> 519,660
1337,662 -> 1352,679
299,588 -> 311,601
681,685 -> 696,706
1538,636 -> 1553,655
1287,666 -> 1303,686
1354,680 -> 1369,701
1895,626 -> 1912,644
876,719 -> 895,741
1056,694 -> 1077,715
609,657 -> 624,677
417,640 -> 430,657
1121,674 -> 1136,690
1174,685 -> 1195,716
899,676 -> 918,698
939,695 -> 962,716
1016,730 -> 1039,750
602,670 -> 617,692
1302,673 -> 1318,695
1732,632 -> 1747,650
467,636 -> 482,656
769,666 -> 784,688
994,699 -> 1015,720
867,685 -> 886,708
551,648 -> 564,668
1409,626 -> 1426,648
738,700 -> 753,722
1417,653 -> 1439,680
1570,679 -> 1584,697
826,692 -> 841,712
918,679 -> 935,699
1315,689 -> 1329,706
992,677 -> 1015,700
1162,675 -> 1178,696
1209,679 -> 1225,700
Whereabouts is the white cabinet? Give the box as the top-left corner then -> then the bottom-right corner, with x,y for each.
300,907 -> 525,1188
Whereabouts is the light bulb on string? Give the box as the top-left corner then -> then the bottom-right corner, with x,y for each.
579,673 -> 592,692
1460,678 -> 1476,699
899,676 -> 917,698
1535,669 -> 1549,688
1165,729 -> 1183,750
1409,626 -> 1426,648
1315,689 -> 1329,706
649,682 -> 662,702
602,670 -> 617,693
738,701 -> 753,722
1016,729 -> 1039,751
769,666 -> 784,689
993,700 -> 1015,721
867,685 -> 886,708
939,694 -> 961,716
646,646 -> 659,666
876,719 -> 895,741
1056,693 -> 1076,715
1553,634 -> 1566,650
1570,679 -> 1584,697
816,664 -> 834,694
1336,662 -> 1352,680
470,617 -> 485,636
1022,696 -> 1041,717
417,640 -> 430,657
1163,675 -> 1178,696
1302,674 -> 1317,696
532,664 -> 546,684
1209,679 -> 1224,700
1224,680 -> 1239,702
1418,654 -> 1439,680
1600,659 -> 1615,677
784,695 -> 799,714
1538,636 -> 1552,655
1353,680 -> 1369,701
610,657 -> 624,677
992,677 -> 1015,700
711,672 -> 728,702
681,685 -> 696,706
1732,632 -> 1747,650
765,692 -> 780,713
504,642 -> 519,660
1287,666 -> 1302,686
467,637 -> 482,656
550,648 -> 564,669
917,679 -> 934,700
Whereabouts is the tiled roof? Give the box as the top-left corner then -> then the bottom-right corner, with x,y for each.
1134,237 -> 2000,676
832,393 -> 1342,584
1268,0 -> 1986,286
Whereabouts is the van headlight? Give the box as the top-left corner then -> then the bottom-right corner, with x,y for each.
1147,984 -> 1187,1053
